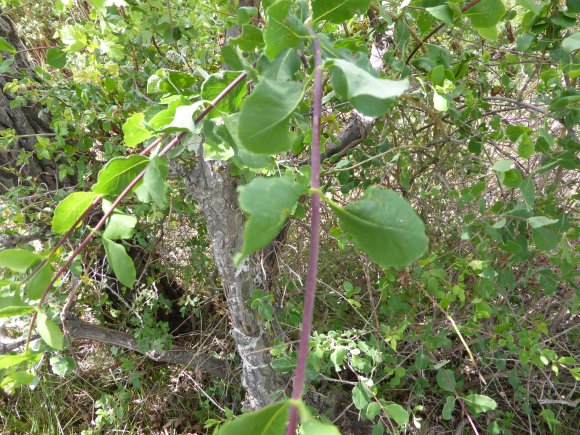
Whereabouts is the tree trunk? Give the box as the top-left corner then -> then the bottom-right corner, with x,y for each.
179,158 -> 283,410
0,9 -> 59,193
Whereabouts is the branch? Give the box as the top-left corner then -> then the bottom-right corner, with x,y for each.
63,315 -> 229,378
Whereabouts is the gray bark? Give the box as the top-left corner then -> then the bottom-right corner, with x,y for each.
179,158 -> 282,409
0,9 -> 59,192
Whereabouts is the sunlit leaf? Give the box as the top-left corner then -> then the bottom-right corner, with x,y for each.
464,0 -> 505,28
103,238 -> 136,288
462,394 -> 497,414
312,0 -> 371,24
37,312 -> 64,350
103,213 -> 138,240
52,191 -> 99,233
0,249 -> 41,273
92,155 -> 149,196
123,113 -> 152,148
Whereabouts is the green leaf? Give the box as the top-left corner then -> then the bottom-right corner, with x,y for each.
302,420 -> 341,435
218,400 -> 290,435
264,0 -> 309,60
501,169 -> 522,188
352,382 -> 370,410
562,32 -> 580,52
0,352 -> 41,370
327,58 -> 409,117
92,155 -> 149,196
433,90 -> 448,112
201,71 -> 248,117
464,0 -> 505,28
517,135 -> 535,159
384,403 -> 409,426
330,347 -> 347,371
52,191 -> 99,233
442,396 -> 456,420
46,48 -> 67,68
366,402 -> 382,419
103,214 -> 137,240
0,36 -> 16,53
0,297 -> 35,317
528,216 -> 558,228
477,26 -> 498,41
236,177 -> 306,264
231,25 -> 264,51
258,48 -> 302,82
123,113 -> 153,148
0,249 -> 41,273
312,0 -> 371,24
238,79 -> 304,154
135,156 -> 168,208
531,227 -> 559,251
103,238 -> 136,288
462,394 -> 497,414
520,176 -> 535,209
237,6 -> 258,25
37,312 -> 64,350
222,114 -> 274,170
426,5 -> 454,25
25,263 -> 52,300
163,102 -> 204,133
492,159 -> 514,172
436,369 -> 456,392
327,188 -> 428,268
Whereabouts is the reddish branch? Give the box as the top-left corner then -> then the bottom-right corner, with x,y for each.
286,28 -> 323,435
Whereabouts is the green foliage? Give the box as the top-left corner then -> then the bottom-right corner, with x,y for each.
326,188 -> 428,267
52,192 -> 99,233
218,400 -> 289,435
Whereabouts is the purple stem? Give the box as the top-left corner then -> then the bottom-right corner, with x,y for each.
25,71 -> 249,348
286,29 -> 323,435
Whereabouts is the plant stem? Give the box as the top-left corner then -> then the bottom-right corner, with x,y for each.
286,28 -> 322,435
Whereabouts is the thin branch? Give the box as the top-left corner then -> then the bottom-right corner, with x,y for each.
286,27 -> 323,435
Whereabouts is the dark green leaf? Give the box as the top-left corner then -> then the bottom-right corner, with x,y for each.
238,79 -> 304,154
442,396 -> 456,420
46,48 -> 67,68
103,238 -> 136,288
531,227 -> 559,251
258,49 -> 302,82
327,58 -> 408,117
0,249 -> 41,273
218,400 -> 290,435
92,155 -> 149,196
231,25 -> 264,51
235,177 -> 307,264
222,114 -> 274,169
201,71 -> 248,117
464,0 -> 505,28
436,369 -> 456,392
264,0 -> 309,60
25,263 -> 52,300
52,191 -> 99,233
312,0 -> 371,24
327,188 -> 428,268
37,312 -> 64,350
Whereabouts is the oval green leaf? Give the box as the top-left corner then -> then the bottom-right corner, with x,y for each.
218,400 -> 290,435
52,191 -> 99,233
37,311 -> 64,350
0,249 -> 41,273
92,155 -> 149,196
238,79 -> 304,154
464,0 -> 505,28
46,48 -> 67,69
25,263 -> 52,300
312,0 -> 371,24
327,188 -> 428,268
103,238 -> 136,288
123,113 -> 153,148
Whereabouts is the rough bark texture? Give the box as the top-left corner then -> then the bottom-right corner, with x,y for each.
0,9 -> 58,192
178,158 -> 282,410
